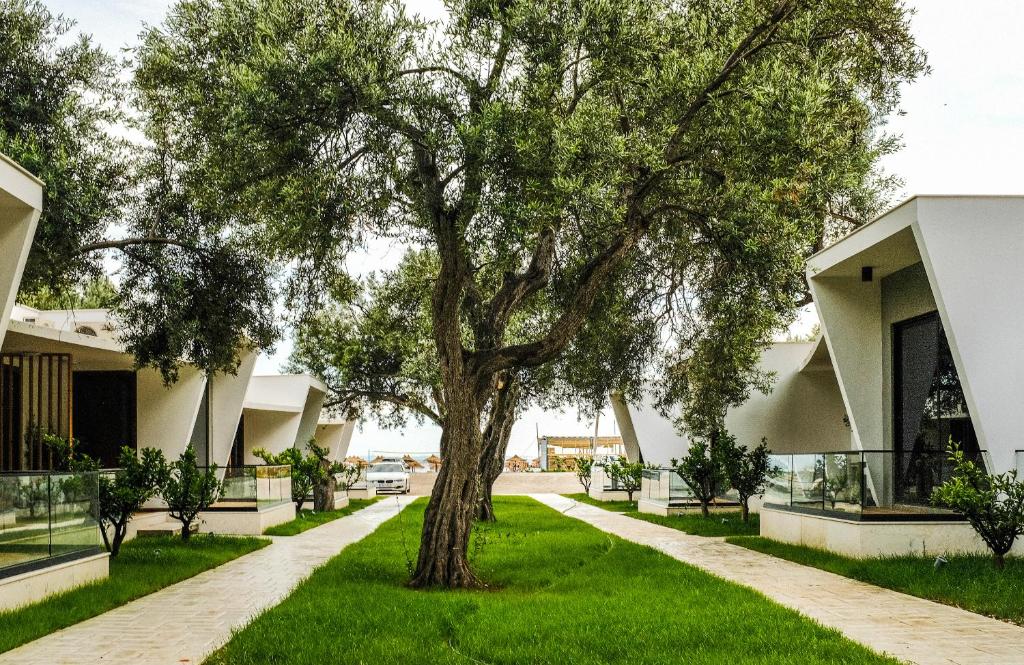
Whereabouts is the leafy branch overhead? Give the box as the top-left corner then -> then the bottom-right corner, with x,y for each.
137,0 -> 926,587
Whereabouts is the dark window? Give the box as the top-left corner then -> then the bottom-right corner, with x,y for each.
228,413 -> 245,467
893,312 -> 980,505
188,383 -> 211,467
72,371 -> 137,468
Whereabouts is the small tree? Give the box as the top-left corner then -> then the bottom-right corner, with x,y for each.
163,446 -> 221,540
719,434 -> 773,523
102,447 -> 169,554
335,462 -> 362,494
46,434 -> 168,555
932,444 -> 1024,570
254,446 -> 322,511
575,457 -> 594,494
673,440 -> 728,518
604,457 -> 644,502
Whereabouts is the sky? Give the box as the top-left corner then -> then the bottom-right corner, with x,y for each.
45,0 -> 1024,457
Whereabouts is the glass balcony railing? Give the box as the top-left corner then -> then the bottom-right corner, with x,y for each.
210,465 -> 291,510
765,449 -> 984,517
0,470 -> 103,577
640,468 -> 695,504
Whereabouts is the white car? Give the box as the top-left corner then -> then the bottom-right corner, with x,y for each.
366,462 -> 411,494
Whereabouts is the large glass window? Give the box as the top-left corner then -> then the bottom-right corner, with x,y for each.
893,312 -> 980,505
188,383 -> 211,467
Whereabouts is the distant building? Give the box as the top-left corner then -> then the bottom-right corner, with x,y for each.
535,435 -> 625,471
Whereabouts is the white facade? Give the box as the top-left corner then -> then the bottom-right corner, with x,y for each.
238,374 -> 329,461
0,155 -> 43,350
612,342 -> 851,465
809,196 -> 1024,474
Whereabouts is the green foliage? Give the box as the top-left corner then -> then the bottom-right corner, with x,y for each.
574,457 -> 594,494
136,0 -> 927,583
0,0 -> 130,296
136,0 -> 927,398
206,498 -> 897,665
603,457 -> 646,502
932,444 -> 1024,569
673,440 -> 729,517
162,446 -> 221,540
254,444 -> 334,511
100,447 -> 170,555
20,276 -> 119,311
46,433 -> 169,555
719,434 -> 774,522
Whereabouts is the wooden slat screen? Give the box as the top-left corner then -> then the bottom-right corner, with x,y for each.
0,353 -> 72,471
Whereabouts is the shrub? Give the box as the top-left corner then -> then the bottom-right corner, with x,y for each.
163,446 -> 221,540
719,434 -> 773,523
254,444 -> 325,511
673,439 -> 728,518
575,457 -> 594,494
46,434 -> 168,555
604,457 -> 644,502
932,444 -> 1024,569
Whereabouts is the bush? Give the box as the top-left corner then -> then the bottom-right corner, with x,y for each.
719,434 -> 773,523
932,444 -> 1024,569
575,457 -> 594,494
46,434 -> 168,555
163,446 -> 221,540
255,444 -> 326,511
673,439 -> 728,518
603,457 -> 644,502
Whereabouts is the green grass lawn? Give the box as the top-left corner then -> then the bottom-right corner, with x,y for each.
630,510 -> 760,537
263,497 -> 384,536
206,497 -> 895,664
561,492 -> 636,512
728,536 -> 1024,625
0,534 -> 267,653
561,493 -> 759,536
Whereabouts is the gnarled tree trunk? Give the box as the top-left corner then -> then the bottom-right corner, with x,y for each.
410,381 -> 485,588
477,375 -> 521,522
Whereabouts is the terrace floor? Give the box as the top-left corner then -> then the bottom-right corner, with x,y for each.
535,493 -> 1024,665
0,496 -> 414,665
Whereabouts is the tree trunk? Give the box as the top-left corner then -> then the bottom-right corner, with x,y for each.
180,520 -> 192,541
740,499 -> 750,523
994,552 -> 1006,570
314,460 -> 336,512
477,375 -> 520,522
411,385 -> 485,588
700,500 -> 710,518
111,524 -> 127,556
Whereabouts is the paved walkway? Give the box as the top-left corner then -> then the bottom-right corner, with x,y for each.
1,496 -> 414,665
533,493 -> 1024,665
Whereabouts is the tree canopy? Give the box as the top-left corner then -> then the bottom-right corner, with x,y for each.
136,0 -> 926,587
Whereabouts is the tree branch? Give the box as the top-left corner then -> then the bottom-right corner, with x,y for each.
75,237 -> 197,256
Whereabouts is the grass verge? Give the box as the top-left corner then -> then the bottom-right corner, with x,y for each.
728,536 -> 1024,625
561,492 -> 635,512
263,497 -> 384,536
561,493 -> 759,536
0,534 -> 268,653
207,497 -> 895,664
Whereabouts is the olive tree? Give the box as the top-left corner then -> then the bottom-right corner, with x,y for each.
719,434 -> 774,523
162,446 -> 221,540
932,445 -> 1024,570
136,0 -> 925,587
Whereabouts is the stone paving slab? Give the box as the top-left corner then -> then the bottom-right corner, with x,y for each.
532,493 -> 1024,665
1,496 -> 415,665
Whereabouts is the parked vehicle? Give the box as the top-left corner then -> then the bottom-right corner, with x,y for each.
366,462 -> 411,494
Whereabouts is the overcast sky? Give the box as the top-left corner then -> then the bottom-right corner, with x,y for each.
46,0 -> 1024,457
